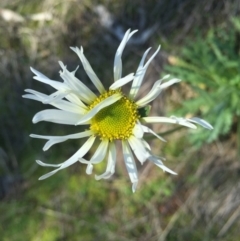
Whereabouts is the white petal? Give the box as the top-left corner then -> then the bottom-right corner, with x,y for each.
86,163 -> 93,175
33,109 -> 83,125
41,90 -> 87,109
38,136 -> 96,180
136,76 -> 180,107
22,94 -> 42,102
59,61 -> 96,103
148,155 -> 177,175
76,93 -> 122,125
144,45 -> 161,68
41,90 -> 71,104
170,116 -> 198,129
30,130 -> 93,151
141,125 -> 166,142
114,29 -> 138,81
132,122 -> 144,139
122,140 -> 138,192
135,77 -> 166,106
129,46 -> 160,99
24,89 -> 47,99
142,117 -> 197,129
128,136 -> 150,164
70,47 -> 105,93
30,67 -> 86,108
142,139 -> 151,151
129,48 -> 151,99
89,140 -> 109,164
30,67 -> 49,79
132,182 -> 138,193
95,142 -> 117,180
30,67 -> 66,90
51,100 -> 86,114
24,89 -> 86,114
96,172 -> 112,180
64,93 -> 87,108
24,89 -> 62,105
188,117 -> 213,130
46,91 -> 87,109
36,160 -> 61,167
159,78 -> 181,89
109,73 -> 134,90
38,170 -> 59,179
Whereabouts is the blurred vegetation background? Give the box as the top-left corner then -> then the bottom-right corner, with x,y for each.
0,0 -> 240,240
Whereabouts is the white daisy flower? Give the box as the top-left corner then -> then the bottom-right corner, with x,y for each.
23,29 -> 213,192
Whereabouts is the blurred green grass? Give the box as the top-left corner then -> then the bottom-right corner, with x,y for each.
165,20 -> 240,147
0,0 -> 240,240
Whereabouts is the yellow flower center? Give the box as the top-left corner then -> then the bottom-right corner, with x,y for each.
89,90 -> 139,140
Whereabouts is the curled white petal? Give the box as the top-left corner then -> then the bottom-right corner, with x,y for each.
76,93 -> 121,125
159,78 -> 181,89
128,136 -> 150,164
148,156 -> 177,175
59,61 -> 96,103
24,89 -> 68,104
129,46 -> 160,99
136,76 -> 180,107
142,139 -> 151,151
95,142 -> 116,180
114,29 -> 138,81
141,125 -> 166,142
30,130 -> 94,151
38,170 -> 59,179
30,67 -> 86,107
129,48 -> 151,99
42,90 -> 71,104
132,121 -> 144,139
33,109 -> 83,125
142,116 -> 197,129
36,160 -> 62,168
49,100 -> 86,114
109,73 -> 134,90
64,92 -> 86,107
23,92 -> 44,102
122,140 -> 138,193
38,136 -> 96,180
188,117 -> 213,130
24,89 -> 86,114
70,47 -> 105,94
30,67 -> 66,90
86,164 -> 93,175
88,140 -> 109,164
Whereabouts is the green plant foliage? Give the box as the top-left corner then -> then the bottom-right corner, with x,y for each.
165,21 -> 240,146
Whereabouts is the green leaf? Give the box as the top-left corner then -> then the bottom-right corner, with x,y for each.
138,105 -> 151,118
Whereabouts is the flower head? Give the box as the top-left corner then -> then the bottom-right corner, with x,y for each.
23,29 -> 213,192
